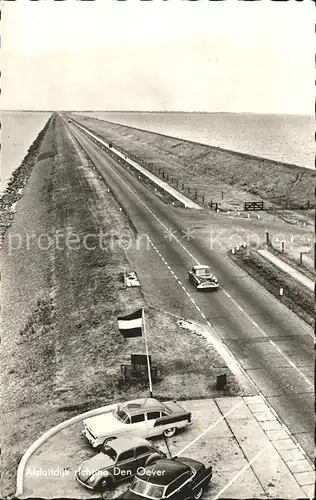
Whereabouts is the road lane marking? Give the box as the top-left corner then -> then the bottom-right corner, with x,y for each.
144,235 -> 314,471
174,400 -> 244,458
212,429 -> 298,500
71,118 -> 202,210
71,125 -> 314,390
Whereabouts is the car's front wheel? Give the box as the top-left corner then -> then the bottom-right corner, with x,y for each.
97,475 -> 114,492
163,427 -> 176,438
193,487 -> 204,500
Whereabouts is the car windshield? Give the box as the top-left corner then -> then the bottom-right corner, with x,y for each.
101,445 -> 117,461
195,267 -> 211,276
130,478 -> 165,499
114,406 -> 129,423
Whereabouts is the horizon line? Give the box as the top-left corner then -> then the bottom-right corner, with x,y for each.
1,109 -> 312,116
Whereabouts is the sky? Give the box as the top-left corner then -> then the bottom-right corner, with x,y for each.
1,0 -> 314,114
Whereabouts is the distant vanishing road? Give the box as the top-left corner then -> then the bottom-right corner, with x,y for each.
67,117 -> 314,463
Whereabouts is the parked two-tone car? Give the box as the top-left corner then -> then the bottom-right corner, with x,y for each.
188,265 -> 219,290
118,456 -> 213,500
82,398 -> 192,450
76,436 -> 166,492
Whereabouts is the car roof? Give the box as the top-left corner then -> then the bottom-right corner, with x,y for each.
139,459 -> 191,486
107,436 -> 152,454
120,398 -> 165,415
193,264 -> 210,270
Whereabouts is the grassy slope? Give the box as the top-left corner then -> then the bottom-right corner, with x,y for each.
0,116 -> 240,497
72,115 -> 315,210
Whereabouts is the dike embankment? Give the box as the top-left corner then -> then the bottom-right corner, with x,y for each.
0,114 -> 53,249
72,114 -> 315,213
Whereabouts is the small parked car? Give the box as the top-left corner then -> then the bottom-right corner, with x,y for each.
188,265 -> 219,290
82,398 -> 192,449
76,435 -> 166,492
118,457 -> 213,500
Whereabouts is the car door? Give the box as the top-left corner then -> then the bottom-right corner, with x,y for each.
128,413 -> 147,437
145,411 -> 162,437
134,445 -> 153,469
115,448 -> 137,482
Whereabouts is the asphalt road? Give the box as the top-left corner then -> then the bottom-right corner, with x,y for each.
67,119 -> 314,462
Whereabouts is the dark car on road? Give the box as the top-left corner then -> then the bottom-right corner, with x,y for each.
188,265 -> 219,291
76,436 -> 166,492
118,457 -> 212,500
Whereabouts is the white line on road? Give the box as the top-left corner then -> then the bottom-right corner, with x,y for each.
70,123 -> 314,390
71,119 -> 202,210
146,235 -> 314,474
212,429 -> 300,500
174,400 -> 245,458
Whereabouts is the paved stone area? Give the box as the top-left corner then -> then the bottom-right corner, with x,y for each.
20,397 -> 314,499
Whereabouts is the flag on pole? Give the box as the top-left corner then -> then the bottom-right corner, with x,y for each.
117,308 -> 143,338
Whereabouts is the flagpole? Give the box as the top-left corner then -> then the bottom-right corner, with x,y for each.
142,308 -> 153,397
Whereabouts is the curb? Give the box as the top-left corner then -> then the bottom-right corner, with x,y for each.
69,118 -> 201,211
243,396 -> 314,497
15,403 -> 117,498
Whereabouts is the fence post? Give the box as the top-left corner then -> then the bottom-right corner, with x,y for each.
221,191 -> 224,200
182,183 -> 184,190
202,194 -> 205,204
215,202 -> 218,211
281,241 -> 284,253
188,187 -> 190,194
266,231 -> 270,246
195,190 -> 197,199
299,252 -> 303,265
